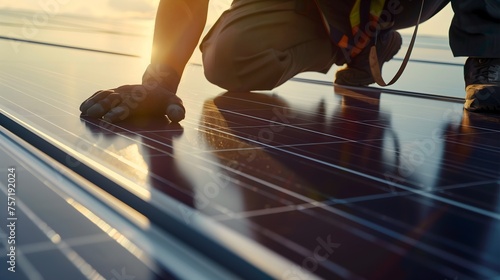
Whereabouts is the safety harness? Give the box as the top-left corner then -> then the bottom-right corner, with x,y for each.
313,0 -> 424,86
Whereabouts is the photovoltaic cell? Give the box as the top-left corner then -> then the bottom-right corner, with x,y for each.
0,10 -> 499,280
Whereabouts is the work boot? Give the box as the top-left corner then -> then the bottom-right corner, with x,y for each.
464,58 -> 500,112
335,31 -> 402,86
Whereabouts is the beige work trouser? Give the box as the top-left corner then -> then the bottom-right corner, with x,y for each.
200,0 -> 338,92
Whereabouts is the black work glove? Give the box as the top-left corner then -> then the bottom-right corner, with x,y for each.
80,64 -> 185,123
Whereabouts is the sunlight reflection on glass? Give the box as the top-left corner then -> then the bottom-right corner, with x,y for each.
66,198 -> 148,260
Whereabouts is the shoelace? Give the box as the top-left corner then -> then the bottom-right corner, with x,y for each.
473,59 -> 500,84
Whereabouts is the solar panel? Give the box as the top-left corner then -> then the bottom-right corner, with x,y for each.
0,9 -> 499,280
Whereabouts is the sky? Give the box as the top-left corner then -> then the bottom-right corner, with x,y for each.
0,0 -> 453,36
0,0 -> 232,19
0,0 -> 161,18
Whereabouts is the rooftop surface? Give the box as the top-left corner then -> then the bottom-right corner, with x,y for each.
0,9 -> 499,280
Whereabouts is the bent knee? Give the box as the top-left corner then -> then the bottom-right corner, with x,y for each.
202,38 -> 293,91
201,30 -> 251,91
202,53 -> 243,91
200,19 -> 286,91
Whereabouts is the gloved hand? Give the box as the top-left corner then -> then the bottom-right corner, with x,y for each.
80,64 -> 185,123
79,84 -> 185,123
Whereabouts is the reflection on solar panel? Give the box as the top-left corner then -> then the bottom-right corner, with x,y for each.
1,8 -> 499,280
